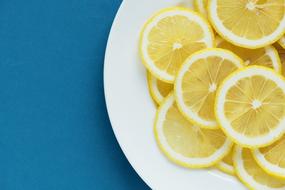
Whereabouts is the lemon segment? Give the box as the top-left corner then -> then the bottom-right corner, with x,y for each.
140,7 -> 214,83
217,37 -> 281,73
253,135 -> 285,179
217,148 -> 235,175
208,0 -> 285,49
216,66 -> 285,148
147,72 -> 173,105
154,94 -> 233,168
234,146 -> 285,190
175,48 -> 243,129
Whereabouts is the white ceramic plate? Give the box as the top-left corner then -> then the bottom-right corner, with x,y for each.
104,0 -> 246,189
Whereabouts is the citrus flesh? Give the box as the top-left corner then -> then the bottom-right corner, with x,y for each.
140,7 -> 214,83
154,94 -> 232,168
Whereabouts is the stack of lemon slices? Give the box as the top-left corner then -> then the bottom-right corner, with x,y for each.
139,1 -> 285,190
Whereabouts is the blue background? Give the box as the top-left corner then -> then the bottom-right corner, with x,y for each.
0,0 -> 149,189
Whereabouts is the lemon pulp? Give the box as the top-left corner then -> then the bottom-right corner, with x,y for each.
163,98 -> 227,158
222,148 -> 233,166
217,39 -> 280,72
225,75 -> 285,137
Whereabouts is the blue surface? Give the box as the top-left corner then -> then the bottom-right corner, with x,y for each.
0,0 -> 149,189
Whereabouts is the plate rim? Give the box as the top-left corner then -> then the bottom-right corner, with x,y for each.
103,0 -> 152,188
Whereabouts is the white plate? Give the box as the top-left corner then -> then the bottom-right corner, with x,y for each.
104,0 -> 246,189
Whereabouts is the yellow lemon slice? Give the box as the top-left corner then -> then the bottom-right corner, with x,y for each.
208,0 -> 285,49
216,66 -> 285,148
234,146 -> 285,190
216,37 -> 281,73
194,0 -> 208,17
147,72 -> 173,105
175,48 -> 243,129
140,7 -> 214,83
253,135 -> 285,179
154,94 -> 233,168
217,147 -> 235,175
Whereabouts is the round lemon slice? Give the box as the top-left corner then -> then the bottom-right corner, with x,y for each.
253,135 -> 285,179
208,0 -> 285,49
274,43 -> 285,76
154,94 -> 233,168
140,7 -> 214,83
217,37 -> 281,73
279,36 -> 285,49
216,66 -> 285,148
194,0 -> 208,17
217,148 -> 235,175
147,72 -> 173,105
175,48 -> 243,129
234,146 -> 285,190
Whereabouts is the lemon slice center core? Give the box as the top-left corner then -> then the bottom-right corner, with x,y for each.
251,99 -> 262,110
172,42 -> 183,50
209,83 -> 217,93
246,1 -> 256,11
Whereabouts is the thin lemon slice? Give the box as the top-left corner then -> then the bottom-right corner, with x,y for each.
154,94 -> 232,168
279,36 -> 285,49
274,43 -> 285,76
147,72 -> 173,105
253,135 -> 285,179
217,148 -> 235,175
194,0 -> 208,17
208,0 -> 285,49
216,66 -> 285,148
234,146 -> 285,190
217,37 -> 281,73
140,7 -> 214,83
175,48 -> 243,129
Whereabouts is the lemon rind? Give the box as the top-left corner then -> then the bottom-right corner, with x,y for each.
233,146 -> 261,190
147,72 -> 164,105
216,161 -> 235,176
194,0 -> 207,17
265,46 -> 282,74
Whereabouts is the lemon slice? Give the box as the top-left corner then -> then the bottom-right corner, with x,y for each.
217,148 -> 235,175
234,146 -> 285,190
154,94 -> 233,168
208,0 -> 285,49
194,0 -> 208,17
274,43 -> 285,76
217,37 -> 281,73
279,36 -> 285,49
216,66 -> 285,148
147,72 -> 173,105
140,7 -> 214,83
253,135 -> 285,179
175,48 -> 243,129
